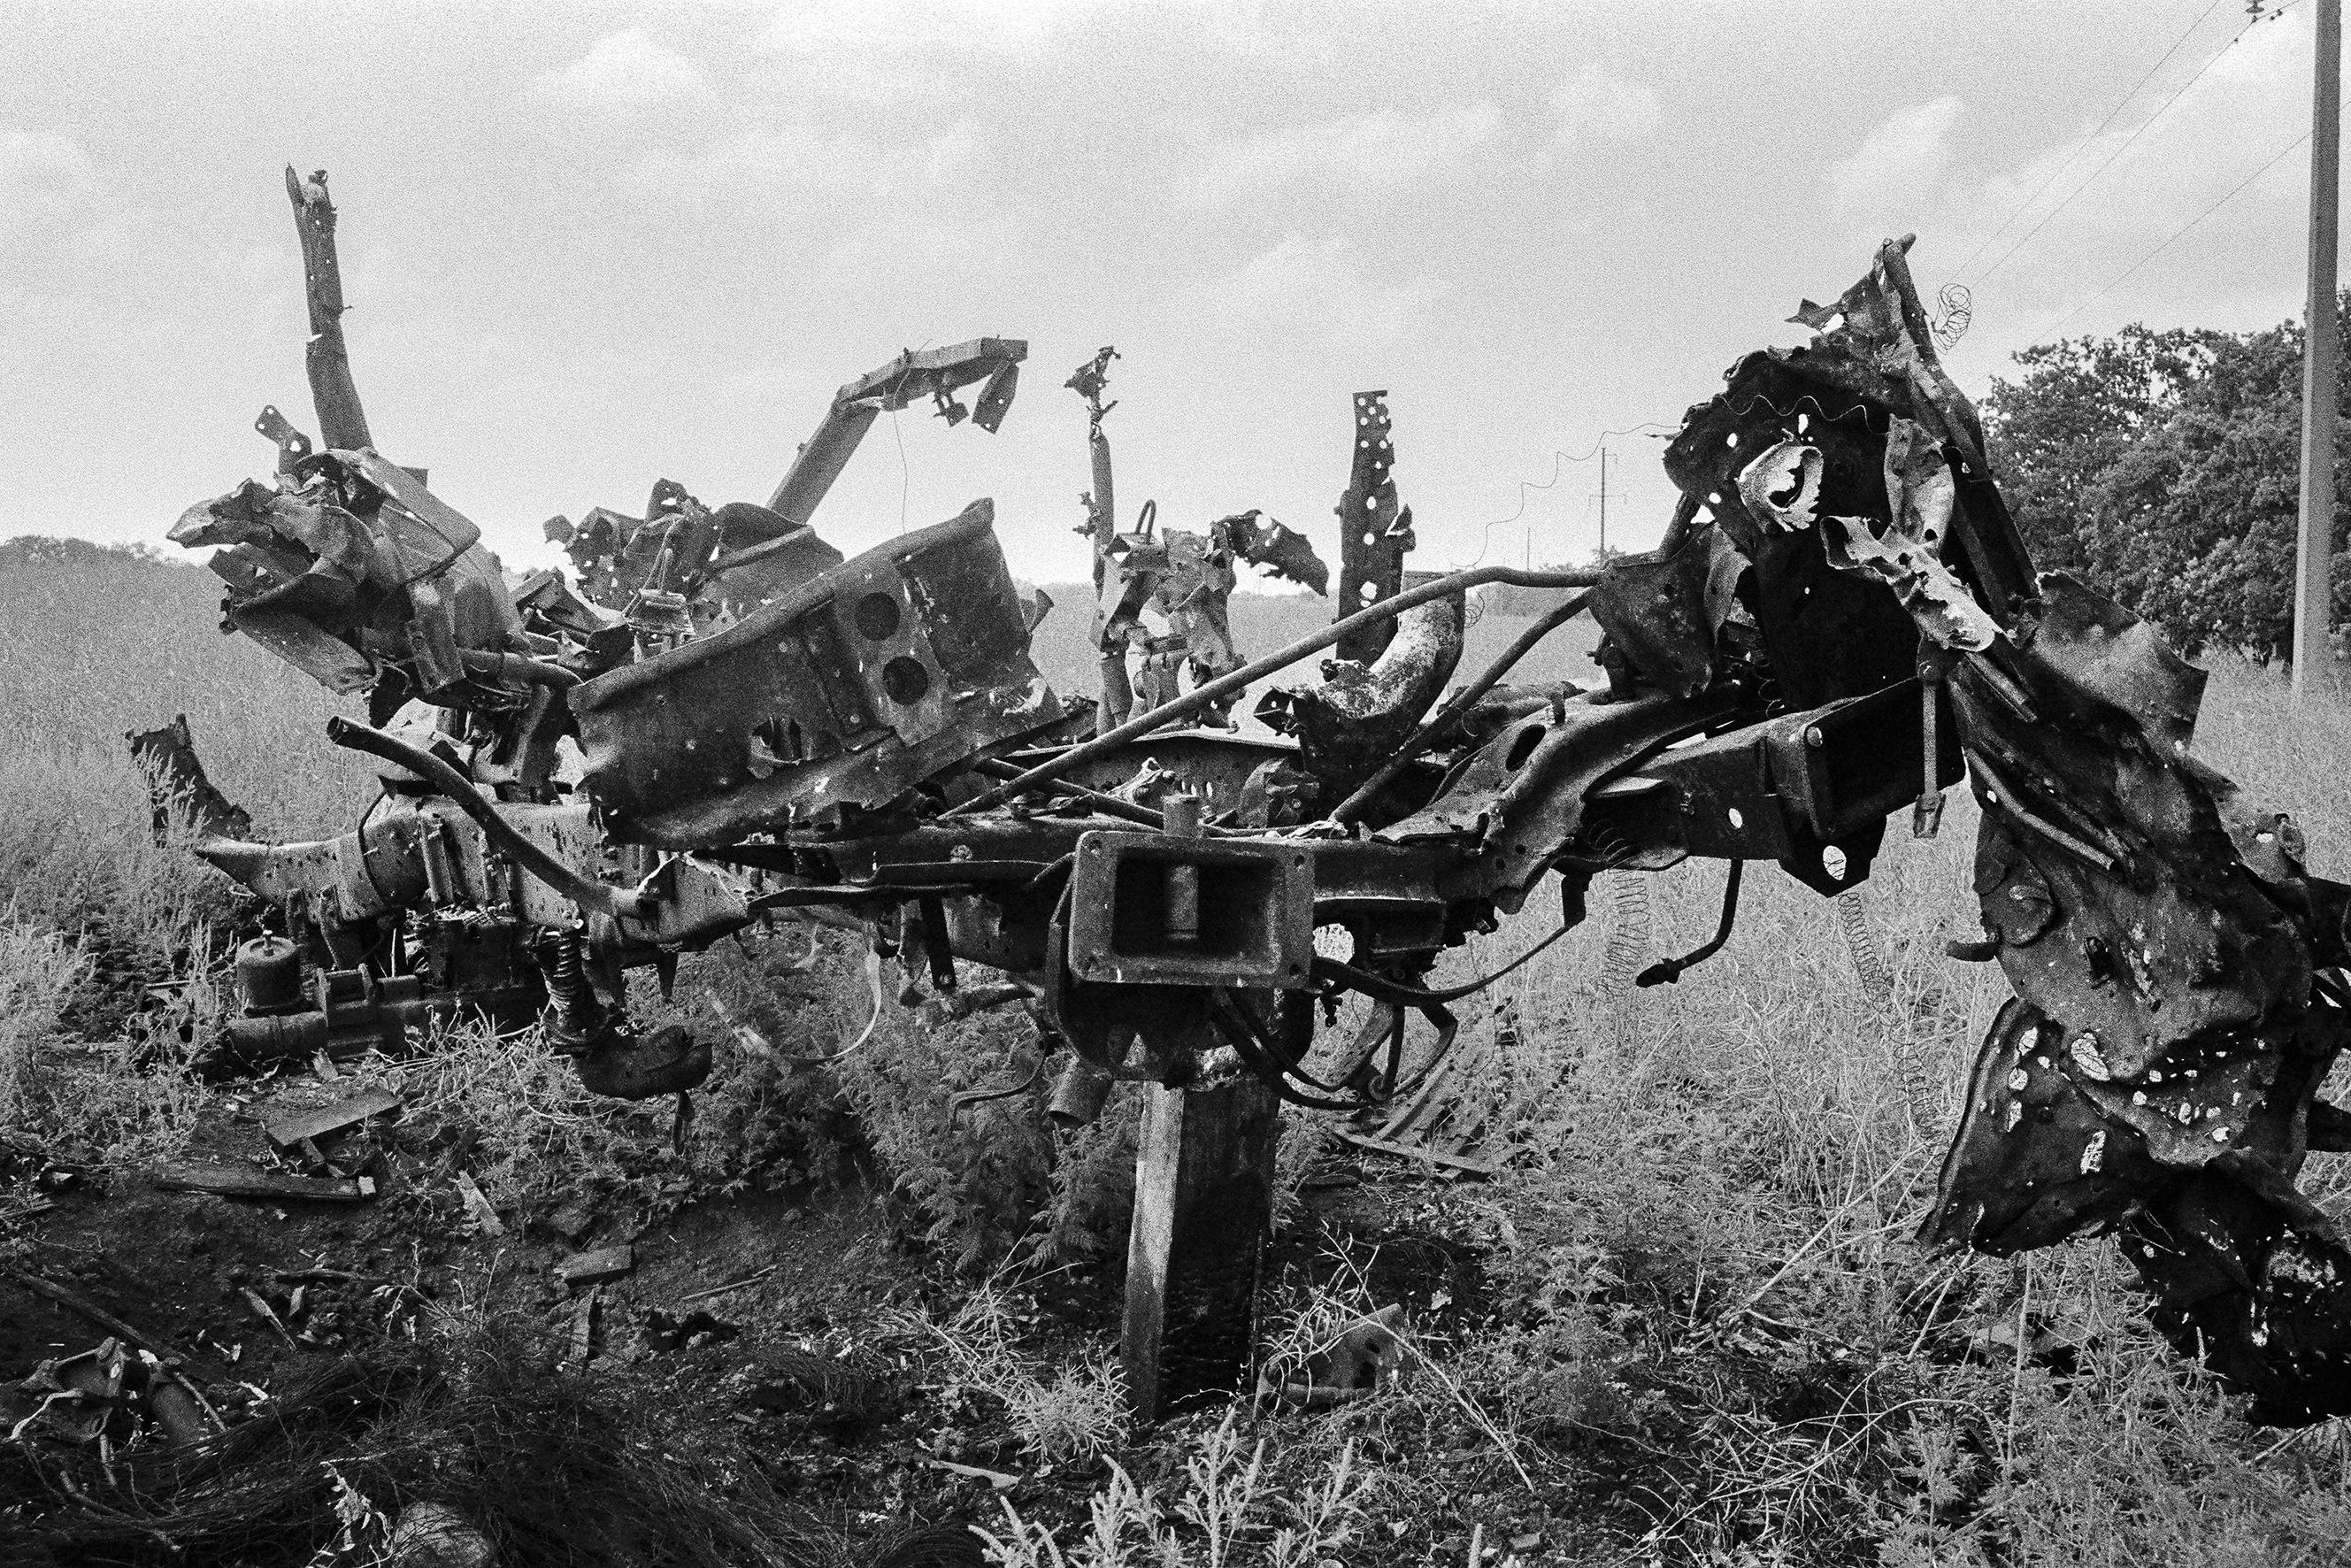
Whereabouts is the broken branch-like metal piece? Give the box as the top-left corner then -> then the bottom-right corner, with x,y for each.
285,166 -> 373,452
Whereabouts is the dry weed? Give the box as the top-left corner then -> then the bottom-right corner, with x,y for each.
911,1285 -> 1127,1463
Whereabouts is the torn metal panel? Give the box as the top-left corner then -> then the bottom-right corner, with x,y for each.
1586,521 -> 1748,699
173,448 -> 526,711
1819,417 -> 2000,653
572,502 -> 1064,846
1923,570 -> 2351,1414
1223,510 -> 1329,596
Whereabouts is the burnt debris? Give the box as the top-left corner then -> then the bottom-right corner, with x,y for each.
149,173 -> 2351,1423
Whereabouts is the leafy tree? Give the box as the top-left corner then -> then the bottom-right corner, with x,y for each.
1981,303 -> 2351,662
1981,326 -> 2224,572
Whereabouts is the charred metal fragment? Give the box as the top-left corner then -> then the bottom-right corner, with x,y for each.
770,338 -> 1026,527
1333,391 -> 1411,663
572,503 -> 1064,846
285,167 -> 373,453
1280,581 -> 1464,799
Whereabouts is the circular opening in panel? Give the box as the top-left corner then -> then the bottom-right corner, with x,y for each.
880,656 -> 932,705
854,591 -> 902,641
1822,844 -> 1849,881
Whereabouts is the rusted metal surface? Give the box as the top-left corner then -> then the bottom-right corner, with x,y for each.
571,503 -> 1064,845
1333,391 -> 1412,663
153,167 -> 2351,1422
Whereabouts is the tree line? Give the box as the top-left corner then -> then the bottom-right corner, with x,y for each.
1982,299 -> 2351,664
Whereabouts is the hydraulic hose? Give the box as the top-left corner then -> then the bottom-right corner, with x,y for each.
325,716 -> 650,919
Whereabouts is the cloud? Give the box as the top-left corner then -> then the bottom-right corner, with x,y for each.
1830,96 -> 1963,210
1186,104 -> 1502,205
756,0 -> 1072,101
634,119 -> 991,205
1,130 -> 96,205
527,30 -> 707,109
1551,65 -> 1660,146
0,131 -> 106,253
1172,232 -> 1446,346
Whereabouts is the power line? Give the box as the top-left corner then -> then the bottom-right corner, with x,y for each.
1450,423 -> 1678,568
1971,0 -> 2295,286
2043,123 -> 2319,336
1951,0 -> 2227,279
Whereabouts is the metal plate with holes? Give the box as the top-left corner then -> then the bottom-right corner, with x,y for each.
1067,831 -> 1316,989
572,502 -> 1062,845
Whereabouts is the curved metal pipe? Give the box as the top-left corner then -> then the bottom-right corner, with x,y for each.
943,562 -> 1603,819
1288,590 -> 1465,799
1333,590 -> 1592,823
325,717 -> 649,919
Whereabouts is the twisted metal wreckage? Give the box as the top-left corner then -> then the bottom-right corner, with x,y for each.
143,168 -> 2351,1424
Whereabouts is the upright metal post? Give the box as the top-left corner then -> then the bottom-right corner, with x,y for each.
2296,0 -> 2341,702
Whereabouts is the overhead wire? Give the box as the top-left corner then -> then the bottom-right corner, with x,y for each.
1949,0 -> 2228,279
1452,421 -> 1679,569
1970,0 -> 2297,287
2043,120 -> 2323,336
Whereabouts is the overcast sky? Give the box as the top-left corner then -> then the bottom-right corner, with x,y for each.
1,0 -> 2335,585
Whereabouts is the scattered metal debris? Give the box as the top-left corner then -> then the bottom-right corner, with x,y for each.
150,1163 -> 376,1203
557,1247 -> 635,1289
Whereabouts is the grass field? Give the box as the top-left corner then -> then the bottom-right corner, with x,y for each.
9,535 -> 2351,1564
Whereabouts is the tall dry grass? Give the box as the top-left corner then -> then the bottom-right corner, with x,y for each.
12,539 -> 2351,1558
1229,652 -> 2351,1562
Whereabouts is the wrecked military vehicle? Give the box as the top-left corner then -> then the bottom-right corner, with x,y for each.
150,167 -> 2351,1425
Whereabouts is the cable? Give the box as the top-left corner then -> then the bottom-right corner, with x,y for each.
1312,920 -> 1575,1005
1972,0 -> 2296,286
1454,423 -> 1679,569
891,404 -> 910,534
1950,0 -> 2227,279
2044,123 -> 2319,336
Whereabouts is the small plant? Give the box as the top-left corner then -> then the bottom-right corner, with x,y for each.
977,1414 -> 1368,1568
916,1286 -> 1127,1463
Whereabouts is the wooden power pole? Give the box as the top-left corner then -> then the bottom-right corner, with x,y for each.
2296,0 -> 2341,701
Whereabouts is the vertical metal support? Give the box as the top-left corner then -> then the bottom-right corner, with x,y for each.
1913,652 -> 1947,840
1333,391 -> 1410,665
1118,786 -> 1275,1421
2297,0 -> 2341,703
1163,793 -> 1202,949
1121,1074 -> 1280,1422
285,166 -> 374,454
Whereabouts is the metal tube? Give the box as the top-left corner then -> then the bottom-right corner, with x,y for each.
943,563 -> 1602,819
1332,590 -> 1591,822
969,757 -> 1166,828
325,717 -> 649,919
458,649 -> 580,689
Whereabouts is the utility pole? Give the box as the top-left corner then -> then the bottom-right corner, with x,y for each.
2295,0 -> 2341,703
